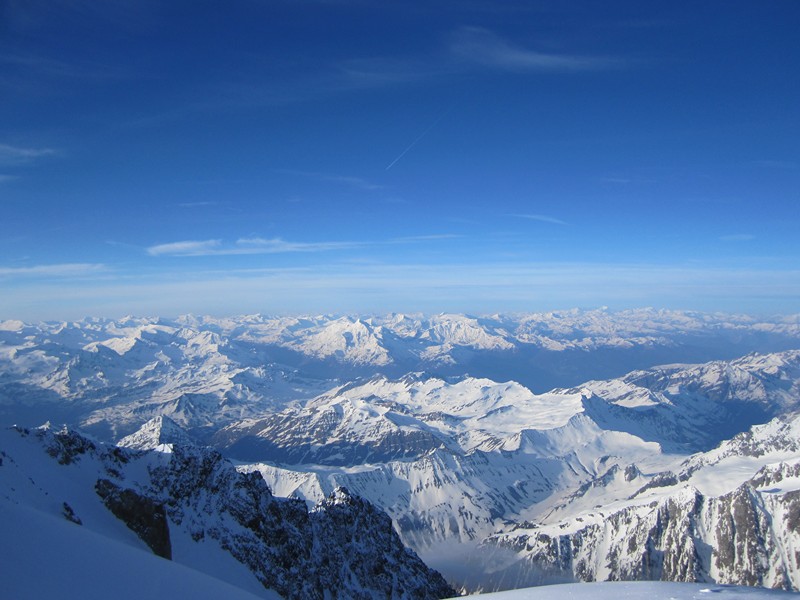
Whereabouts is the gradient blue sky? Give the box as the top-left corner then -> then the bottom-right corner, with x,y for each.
2,1 -> 799,319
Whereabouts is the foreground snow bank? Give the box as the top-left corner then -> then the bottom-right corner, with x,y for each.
460,582 -> 797,599
0,501 -> 276,600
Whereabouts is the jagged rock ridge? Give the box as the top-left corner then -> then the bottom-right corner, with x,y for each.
481,474 -> 800,591
0,425 -> 454,600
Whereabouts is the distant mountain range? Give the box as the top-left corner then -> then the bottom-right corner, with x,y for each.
2,309 -> 798,437
2,309 -> 800,595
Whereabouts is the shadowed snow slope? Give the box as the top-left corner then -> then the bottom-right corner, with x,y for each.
0,501 -> 277,600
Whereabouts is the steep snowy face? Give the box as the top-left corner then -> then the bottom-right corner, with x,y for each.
682,416 -> 800,480
573,350 -> 800,452
117,415 -> 197,451
245,445 -> 577,566
0,425 -> 455,600
214,374 -> 587,464
234,352 -> 800,592
472,411 -> 800,593
482,473 -> 800,592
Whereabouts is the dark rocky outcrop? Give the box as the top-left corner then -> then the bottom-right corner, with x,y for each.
22,425 -> 454,599
146,443 -> 455,599
95,478 -> 172,559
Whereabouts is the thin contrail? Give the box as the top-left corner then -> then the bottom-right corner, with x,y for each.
385,110 -> 449,170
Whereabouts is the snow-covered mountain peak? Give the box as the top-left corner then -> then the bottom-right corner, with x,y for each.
423,313 -> 514,351
117,415 -> 196,451
0,319 -> 26,332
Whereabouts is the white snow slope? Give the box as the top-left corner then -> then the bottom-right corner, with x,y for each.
0,424 -> 453,600
458,581 -> 797,599
0,501 -> 276,600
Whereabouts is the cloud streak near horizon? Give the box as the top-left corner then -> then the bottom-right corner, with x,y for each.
3,261 -> 798,321
146,238 -> 362,257
0,263 -> 106,278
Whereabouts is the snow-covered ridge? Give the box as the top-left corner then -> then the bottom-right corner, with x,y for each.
231,351 -> 800,592
3,311 -> 800,595
1,310 -> 798,439
213,374 -> 587,464
0,424 -> 454,600
117,415 -> 197,450
216,350 -> 800,466
0,309 -> 800,440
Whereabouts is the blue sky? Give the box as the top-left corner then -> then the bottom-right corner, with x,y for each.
1,1 -> 799,319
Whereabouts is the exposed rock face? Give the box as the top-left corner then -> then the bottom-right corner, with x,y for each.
483,472 -> 800,591
311,489 -> 456,600
11,426 -> 454,600
41,424 -> 98,464
95,478 -> 172,559
144,443 -> 455,599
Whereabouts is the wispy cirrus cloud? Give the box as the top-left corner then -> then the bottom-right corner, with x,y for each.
0,52 -> 128,84
147,239 -> 223,256
508,213 -> 568,226
390,233 -> 461,243
177,201 -> 219,208
0,143 -> 56,165
719,234 -> 755,242
0,263 -> 106,278
279,169 -> 383,191
236,237 -> 362,253
336,57 -> 440,89
322,174 -> 383,191
449,27 -> 624,72
131,26 -> 621,124
147,237 -> 361,257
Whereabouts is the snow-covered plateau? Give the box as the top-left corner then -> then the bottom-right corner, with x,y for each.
2,309 -> 800,597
